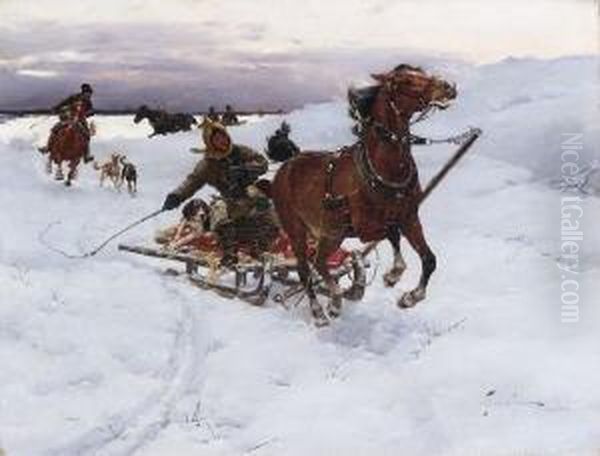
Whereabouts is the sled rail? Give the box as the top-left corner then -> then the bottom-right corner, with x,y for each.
119,243 -> 315,273
119,243 -> 369,306
118,244 -> 213,273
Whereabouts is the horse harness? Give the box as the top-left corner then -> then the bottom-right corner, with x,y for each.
321,137 -> 419,238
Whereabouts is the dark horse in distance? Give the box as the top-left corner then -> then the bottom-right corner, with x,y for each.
133,105 -> 197,138
270,64 -> 458,324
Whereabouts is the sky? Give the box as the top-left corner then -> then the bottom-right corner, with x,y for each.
0,0 -> 597,111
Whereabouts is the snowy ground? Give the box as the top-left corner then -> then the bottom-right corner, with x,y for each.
0,56 -> 599,455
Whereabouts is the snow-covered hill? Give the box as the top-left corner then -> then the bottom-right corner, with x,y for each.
0,57 -> 599,455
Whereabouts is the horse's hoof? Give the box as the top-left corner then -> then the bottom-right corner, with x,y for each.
343,285 -> 364,302
310,299 -> 329,326
64,180 -> 72,187
398,293 -> 416,308
328,294 -> 343,319
398,289 -> 425,309
55,174 -> 64,181
383,269 -> 404,288
383,273 -> 398,288
313,313 -> 330,327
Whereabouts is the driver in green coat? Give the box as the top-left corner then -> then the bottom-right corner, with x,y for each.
161,119 -> 277,266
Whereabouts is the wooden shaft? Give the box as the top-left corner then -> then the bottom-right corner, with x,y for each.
419,130 -> 481,204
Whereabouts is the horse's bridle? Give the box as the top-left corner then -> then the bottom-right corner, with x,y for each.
350,74 -> 439,199
381,74 -> 439,136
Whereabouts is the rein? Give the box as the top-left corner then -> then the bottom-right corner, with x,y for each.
352,85 -> 473,200
352,126 -> 478,200
353,83 -> 453,149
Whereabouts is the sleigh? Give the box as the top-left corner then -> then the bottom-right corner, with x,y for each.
118,231 -> 370,307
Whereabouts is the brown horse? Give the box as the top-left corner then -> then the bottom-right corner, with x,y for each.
46,101 -> 91,186
271,64 -> 458,324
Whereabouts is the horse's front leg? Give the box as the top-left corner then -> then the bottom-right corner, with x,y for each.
312,235 -> 344,320
65,160 -> 79,186
288,228 -> 328,325
383,224 -> 407,287
45,156 -> 53,175
397,216 -> 436,309
54,162 -> 64,181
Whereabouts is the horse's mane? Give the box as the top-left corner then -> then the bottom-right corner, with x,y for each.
393,63 -> 424,73
347,64 -> 426,137
348,85 -> 380,137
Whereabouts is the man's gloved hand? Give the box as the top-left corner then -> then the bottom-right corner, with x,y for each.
162,193 -> 183,211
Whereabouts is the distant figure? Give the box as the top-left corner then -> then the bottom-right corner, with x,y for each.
221,104 -> 239,126
266,121 -> 300,162
207,106 -> 220,123
39,83 -> 95,163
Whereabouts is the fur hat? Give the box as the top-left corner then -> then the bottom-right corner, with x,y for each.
201,118 -> 232,159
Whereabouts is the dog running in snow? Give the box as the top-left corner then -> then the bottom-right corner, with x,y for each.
119,156 -> 138,195
93,152 -> 122,189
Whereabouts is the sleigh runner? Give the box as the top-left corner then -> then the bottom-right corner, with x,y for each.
118,235 -> 370,307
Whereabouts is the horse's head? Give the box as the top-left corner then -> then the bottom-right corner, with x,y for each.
133,105 -> 149,124
371,64 -> 457,123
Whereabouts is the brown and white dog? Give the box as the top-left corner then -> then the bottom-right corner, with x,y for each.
93,153 -> 122,189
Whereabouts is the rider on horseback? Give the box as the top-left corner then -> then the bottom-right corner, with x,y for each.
207,106 -> 220,123
39,83 -> 95,163
161,119 -> 277,267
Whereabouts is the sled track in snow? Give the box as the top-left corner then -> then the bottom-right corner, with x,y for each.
46,284 -> 206,456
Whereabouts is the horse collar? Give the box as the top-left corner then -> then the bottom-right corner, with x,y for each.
372,122 -> 411,145
352,141 -> 416,200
